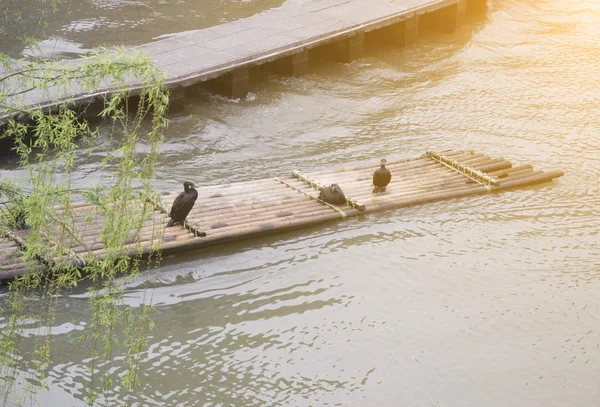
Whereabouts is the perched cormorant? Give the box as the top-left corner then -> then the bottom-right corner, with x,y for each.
318,183 -> 346,206
167,181 -> 198,227
372,158 -> 392,193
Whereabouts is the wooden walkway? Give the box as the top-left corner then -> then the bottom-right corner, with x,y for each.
0,0 -> 488,120
0,150 -> 564,280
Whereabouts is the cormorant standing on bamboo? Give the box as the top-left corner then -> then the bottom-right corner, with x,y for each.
373,158 -> 391,193
318,183 -> 346,206
167,181 -> 198,227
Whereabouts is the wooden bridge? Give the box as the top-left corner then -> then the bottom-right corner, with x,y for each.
0,0 -> 488,120
0,150 -> 564,280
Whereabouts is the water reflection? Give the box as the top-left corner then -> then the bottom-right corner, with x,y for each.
1,0 -> 285,58
4,256 -> 364,406
2,0 -> 600,405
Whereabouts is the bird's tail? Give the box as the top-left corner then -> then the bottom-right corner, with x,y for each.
167,219 -> 175,227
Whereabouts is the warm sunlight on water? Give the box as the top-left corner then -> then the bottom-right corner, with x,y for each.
1,0 -> 600,405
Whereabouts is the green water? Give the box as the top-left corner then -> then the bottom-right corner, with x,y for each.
1,0 -> 600,405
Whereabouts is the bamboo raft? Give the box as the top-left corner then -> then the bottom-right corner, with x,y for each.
0,150 -> 564,280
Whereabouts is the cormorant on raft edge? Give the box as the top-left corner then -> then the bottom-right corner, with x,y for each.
318,183 -> 346,206
373,158 -> 392,193
167,181 -> 198,227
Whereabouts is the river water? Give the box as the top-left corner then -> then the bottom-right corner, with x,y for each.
1,0 -> 600,406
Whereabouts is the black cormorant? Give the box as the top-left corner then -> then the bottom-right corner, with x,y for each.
318,183 -> 346,205
167,181 -> 198,227
373,158 -> 392,193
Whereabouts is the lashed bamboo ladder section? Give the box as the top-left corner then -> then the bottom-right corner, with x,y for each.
0,150 -> 564,280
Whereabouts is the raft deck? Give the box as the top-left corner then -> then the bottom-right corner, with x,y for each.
0,150 -> 564,280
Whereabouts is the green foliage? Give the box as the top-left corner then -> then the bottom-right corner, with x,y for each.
0,0 -> 66,53
0,36 -> 170,406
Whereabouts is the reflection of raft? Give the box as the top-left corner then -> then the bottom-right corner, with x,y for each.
0,150 -> 564,280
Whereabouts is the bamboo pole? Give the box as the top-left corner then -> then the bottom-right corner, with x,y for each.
315,166 -> 469,192
305,150 -> 473,176
190,183 -> 353,226
296,162 -> 468,191
308,160 -> 510,198
39,159 -> 514,245
51,155 -> 450,223
193,172 -> 513,235
344,167 -> 512,203
55,152 -> 478,220
169,209 -> 359,246
1,229 -> 54,271
344,160 -> 512,193
496,170 -> 544,185
187,155 -> 455,203
332,169 -> 497,198
426,150 -> 501,186
195,196 -> 344,223
70,230 -> 186,256
189,195 -> 324,223
362,169 -> 564,215
0,242 -> 19,250
39,215 -> 166,248
0,150 -> 565,280
156,160 -> 538,252
0,262 -> 27,271
159,181 -> 298,211
0,265 -> 29,279
60,219 -> 176,253
194,203 -> 335,231
164,152 -> 479,204
303,153 -> 483,183
365,184 -> 489,213
191,163 -> 482,222
289,176 -> 468,204
308,156 -> 504,187
84,229 -> 200,260
487,164 -> 533,178
191,167 -> 472,216
352,180 -> 485,206
54,152 -> 474,214
495,170 -> 564,189
173,184 -> 329,218
38,225 -> 155,258
113,199 -> 359,252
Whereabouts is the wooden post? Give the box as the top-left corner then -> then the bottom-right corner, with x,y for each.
215,68 -> 249,99
402,14 -> 420,46
79,99 -> 105,120
334,33 -> 364,63
249,64 -> 269,83
274,50 -> 310,77
420,3 -> 461,34
168,87 -> 186,111
467,0 -> 488,18
457,0 -> 468,26
377,14 -> 419,47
